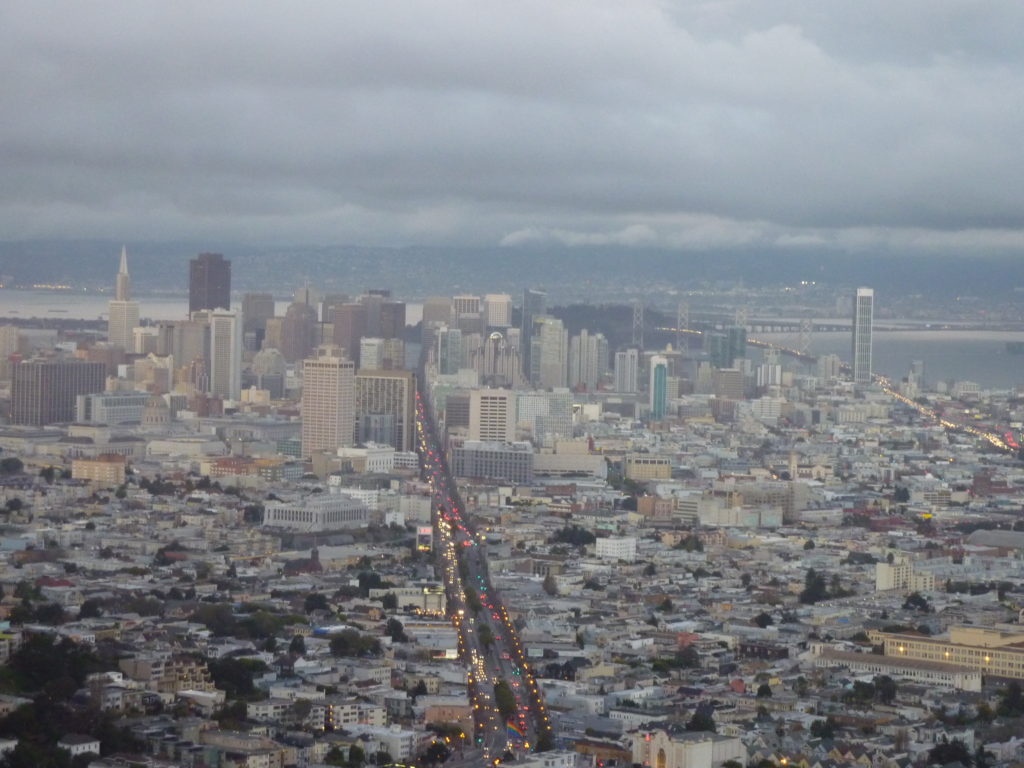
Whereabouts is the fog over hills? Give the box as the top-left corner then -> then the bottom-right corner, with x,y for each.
1,240 -> 1019,304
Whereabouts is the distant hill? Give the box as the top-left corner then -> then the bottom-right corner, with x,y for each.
0,239 -> 1019,303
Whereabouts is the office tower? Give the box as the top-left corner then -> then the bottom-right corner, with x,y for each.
817,353 -> 841,382
360,338 -> 386,371
530,315 -> 568,389
189,253 -> 231,314
171,320 -> 209,368
478,330 -> 522,388
321,294 -> 349,321
437,326 -> 463,375
649,355 -> 668,419
707,325 -> 746,369
332,303 -> 367,364
727,325 -> 747,365
242,293 -> 275,326
614,348 -> 640,394
520,288 -> 547,377
569,329 -> 608,391
11,358 -> 106,425
453,294 -> 481,318
107,247 -> 140,351
422,297 -> 454,326
469,388 -> 516,442
301,345 -> 355,457
381,338 -> 405,370
452,295 -> 483,335
209,309 -> 241,400
0,325 -> 20,380
242,293 -> 275,350
354,369 -> 416,451
250,347 -> 287,398
445,391 -> 471,429
483,294 -> 512,328
852,287 -> 874,388
517,389 -> 573,445
713,367 -> 745,400
278,302 -> 317,363
910,359 -> 926,389
293,283 -> 320,308
379,301 -> 406,339
357,293 -> 385,337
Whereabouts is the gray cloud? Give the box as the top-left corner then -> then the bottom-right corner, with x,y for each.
1,0 -> 1023,251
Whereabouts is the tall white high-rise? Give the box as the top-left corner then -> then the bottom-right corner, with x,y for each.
301,345 -> 355,456
483,294 -> 512,328
569,329 -> 609,391
469,388 -> 516,442
852,287 -> 874,388
360,338 -> 386,371
107,246 -> 140,351
530,315 -> 568,389
452,294 -> 482,318
614,348 -> 639,393
649,355 -> 669,419
436,325 -> 464,375
209,308 -> 241,400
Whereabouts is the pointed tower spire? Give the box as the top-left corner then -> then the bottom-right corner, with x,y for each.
115,245 -> 131,301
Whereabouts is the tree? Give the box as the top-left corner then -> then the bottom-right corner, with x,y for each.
753,612 -> 774,628
804,539 -> 815,550
207,657 -> 267,700
657,597 -> 674,612
421,741 -> 450,765
809,718 -> 836,739
304,592 -> 329,613
290,697 -> 313,723
686,708 -> 716,733
542,574 -> 558,596
677,645 -> 700,669
385,618 -> 408,643
874,675 -> 897,705
800,569 -> 828,604
551,525 -> 596,547
927,739 -> 971,767
0,457 -> 24,474
997,681 -> 1024,717
381,592 -> 398,610
478,624 -> 495,649
19,633 -> 104,688
324,747 -> 347,767
5,498 -> 24,513
975,744 -> 995,768
289,635 -> 306,656
535,729 -> 554,752
329,630 -> 382,658
903,591 -> 930,612
494,680 -> 516,720
756,683 -> 772,698
347,745 -> 366,768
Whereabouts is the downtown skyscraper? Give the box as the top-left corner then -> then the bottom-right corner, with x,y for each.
852,287 -> 874,388
189,253 -> 231,314
107,246 -> 139,351
301,345 -> 355,457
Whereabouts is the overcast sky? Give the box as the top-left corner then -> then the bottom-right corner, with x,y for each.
2,1 -> 1023,253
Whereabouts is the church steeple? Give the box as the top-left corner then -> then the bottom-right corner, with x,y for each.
115,245 -> 131,301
